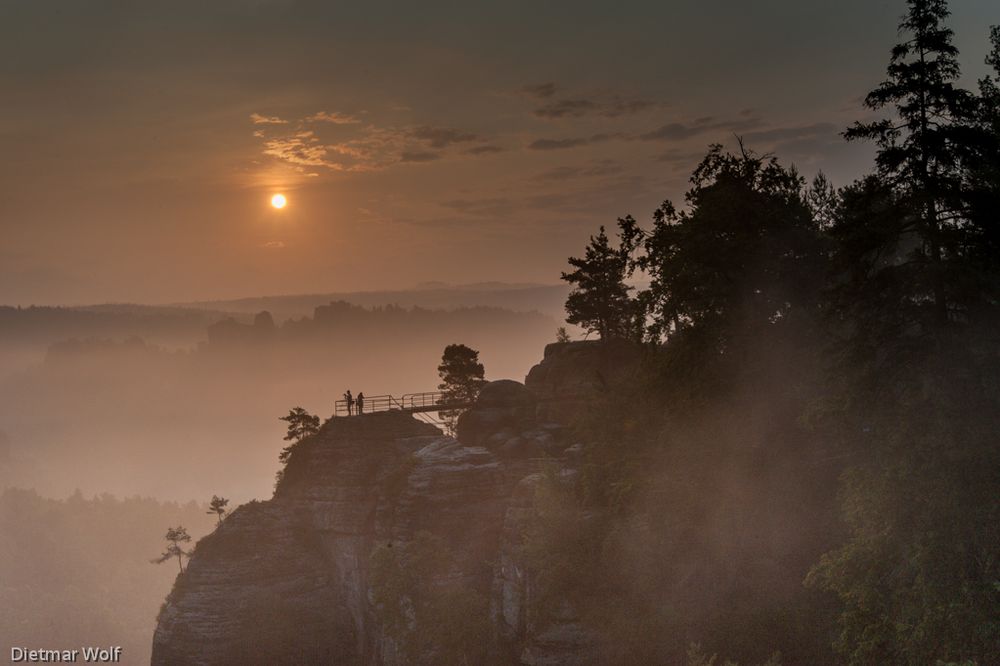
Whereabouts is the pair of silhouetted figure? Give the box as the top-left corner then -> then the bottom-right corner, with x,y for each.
343,390 -> 365,415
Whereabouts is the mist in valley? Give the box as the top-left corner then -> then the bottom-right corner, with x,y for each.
0,287 -> 563,502
0,287 -> 563,662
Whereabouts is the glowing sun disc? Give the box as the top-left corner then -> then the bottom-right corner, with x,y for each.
270,193 -> 287,209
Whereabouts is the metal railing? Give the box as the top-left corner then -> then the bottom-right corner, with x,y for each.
333,394 -> 401,417
400,392 -> 444,410
332,391 -> 469,418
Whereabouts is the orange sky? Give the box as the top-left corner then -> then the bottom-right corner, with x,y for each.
1,0 -> 996,305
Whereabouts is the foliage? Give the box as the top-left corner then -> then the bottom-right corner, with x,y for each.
277,406 -> 321,468
802,4 -> 1000,664
839,0 -> 987,334
555,326 -> 571,343
437,343 -> 486,434
628,144 -> 826,354
279,406 -> 320,445
686,643 -> 782,666
206,495 -> 229,526
561,223 -> 642,341
151,525 -> 192,573
806,348 -> 1000,664
370,531 -> 492,665
541,7 -> 1000,662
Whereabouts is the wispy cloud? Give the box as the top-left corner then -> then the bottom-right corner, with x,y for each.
527,133 -> 626,150
409,126 -> 479,148
742,122 -> 837,143
528,137 -> 591,150
253,114 -> 489,171
534,99 -> 598,119
524,83 -> 657,120
532,160 -> 623,182
250,112 -> 289,125
465,145 -> 505,155
521,82 -> 557,99
262,131 -> 333,168
602,98 -> 655,118
306,111 -> 362,124
399,150 -> 442,163
639,115 -> 762,141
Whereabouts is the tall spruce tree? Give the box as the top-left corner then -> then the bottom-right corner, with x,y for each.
841,0 -> 976,332
809,4 -> 1000,663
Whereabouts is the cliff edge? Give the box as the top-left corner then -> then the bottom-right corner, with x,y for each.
152,342 -> 626,665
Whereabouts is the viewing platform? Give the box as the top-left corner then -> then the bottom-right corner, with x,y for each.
334,392 -> 473,417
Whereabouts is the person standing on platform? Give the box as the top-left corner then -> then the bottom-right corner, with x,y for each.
356,392 -> 365,415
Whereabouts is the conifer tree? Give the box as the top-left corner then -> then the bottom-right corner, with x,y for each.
841,0 -> 977,331
151,526 -> 192,573
437,344 -> 486,434
206,495 -> 229,527
561,223 -> 638,341
279,407 -> 320,444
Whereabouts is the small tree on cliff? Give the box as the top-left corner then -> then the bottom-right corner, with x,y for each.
279,407 -> 320,445
437,344 -> 486,434
151,526 -> 192,573
206,495 -> 229,526
561,223 -> 638,341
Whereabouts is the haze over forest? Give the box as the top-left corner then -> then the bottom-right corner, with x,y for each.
0,284 -> 565,663
1,0 -> 998,664
0,283 -> 566,501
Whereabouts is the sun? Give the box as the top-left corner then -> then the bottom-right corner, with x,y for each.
270,193 -> 287,209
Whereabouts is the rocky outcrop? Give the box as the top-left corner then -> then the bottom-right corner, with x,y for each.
525,340 -> 643,421
152,362 -> 599,665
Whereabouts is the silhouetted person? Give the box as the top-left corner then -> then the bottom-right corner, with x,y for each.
356,392 -> 365,415
344,390 -> 354,416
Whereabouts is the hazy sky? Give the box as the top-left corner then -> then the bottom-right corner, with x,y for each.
1,0 -> 996,305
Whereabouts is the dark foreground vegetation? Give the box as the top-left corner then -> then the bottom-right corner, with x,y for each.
544,2 -> 1000,663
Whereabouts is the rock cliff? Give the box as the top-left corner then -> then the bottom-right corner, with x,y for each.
152,342 -> 627,665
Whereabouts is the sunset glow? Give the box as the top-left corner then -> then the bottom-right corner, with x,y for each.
270,193 -> 287,209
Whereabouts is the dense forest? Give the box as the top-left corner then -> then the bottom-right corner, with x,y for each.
536,3 -> 999,663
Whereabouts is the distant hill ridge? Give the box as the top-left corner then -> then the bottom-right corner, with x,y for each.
169,282 -> 570,321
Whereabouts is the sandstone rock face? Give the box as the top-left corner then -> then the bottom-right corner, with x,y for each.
153,386 -> 593,665
525,340 -> 642,421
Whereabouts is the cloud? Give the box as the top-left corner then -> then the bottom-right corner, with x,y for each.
306,111 -> 362,124
601,98 -> 655,118
639,115 -> 762,141
399,150 -> 442,163
465,145 -> 505,155
528,137 -> 591,150
654,148 -> 709,172
533,160 -> 623,181
262,133 -> 333,168
527,133 -> 625,150
534,99 -> 597,119
741,122 -> 838,143
639,123 -> 707,141
440,196 -> 515,217
522,82 -> 557,99
250,113 -> 289,125
409,126 -> 479,148
528,85 -> 656,120
255,115 -> 490,172
260,240 -> 286,249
